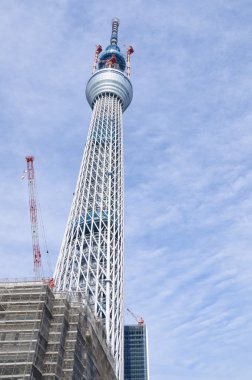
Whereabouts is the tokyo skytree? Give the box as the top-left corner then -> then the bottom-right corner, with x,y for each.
54,18 -> 133,379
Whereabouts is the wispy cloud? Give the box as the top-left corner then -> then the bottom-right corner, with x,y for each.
1,1 -> 252,379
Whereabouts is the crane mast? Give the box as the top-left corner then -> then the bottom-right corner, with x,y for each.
25,156 -> 41,276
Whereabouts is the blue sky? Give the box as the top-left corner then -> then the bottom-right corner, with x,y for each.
1,1 -> 252,379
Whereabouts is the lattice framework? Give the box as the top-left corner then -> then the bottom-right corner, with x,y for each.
54,93 -> 124,375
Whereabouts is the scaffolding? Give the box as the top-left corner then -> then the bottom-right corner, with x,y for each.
0,280 -> 117,380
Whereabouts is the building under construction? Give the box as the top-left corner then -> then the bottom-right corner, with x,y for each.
0,280 -> 117,379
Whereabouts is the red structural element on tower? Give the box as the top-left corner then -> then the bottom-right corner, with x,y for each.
127,308 -> 144,325
92,44 -> 103,74
99,54 -> 117,68
25,156 -> 42,274
126,46 -> 134,79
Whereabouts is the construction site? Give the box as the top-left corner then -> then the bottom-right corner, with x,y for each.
0,279 -> 117,379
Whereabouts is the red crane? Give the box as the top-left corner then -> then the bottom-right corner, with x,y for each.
127,308 -> 144,325
25,156 -> 42,276
125,45 -> 134,79
92,44 -> 103,74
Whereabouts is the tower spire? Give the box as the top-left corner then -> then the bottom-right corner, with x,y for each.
110,17 -> 120,45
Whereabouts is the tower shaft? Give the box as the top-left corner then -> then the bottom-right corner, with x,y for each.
54,93 -> 125,374
54,19 -> 133,380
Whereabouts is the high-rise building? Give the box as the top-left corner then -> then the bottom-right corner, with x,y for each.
124,325 -> 150,380
54,18 -> 133,379
0,280 -> 117,379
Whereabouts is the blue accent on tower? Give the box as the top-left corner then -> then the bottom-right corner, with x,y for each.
98,45 -> 126,72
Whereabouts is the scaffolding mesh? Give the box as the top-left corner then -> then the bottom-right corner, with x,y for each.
0,280 -> 117,379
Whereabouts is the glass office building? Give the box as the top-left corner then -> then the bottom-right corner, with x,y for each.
124,325 -> 149,380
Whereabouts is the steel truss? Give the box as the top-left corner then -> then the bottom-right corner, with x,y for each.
54,93 -> 124,377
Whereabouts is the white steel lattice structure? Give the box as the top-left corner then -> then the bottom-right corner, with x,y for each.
54,18 -> 133,379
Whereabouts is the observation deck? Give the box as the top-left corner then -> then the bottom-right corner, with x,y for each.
86,68 -> 133,112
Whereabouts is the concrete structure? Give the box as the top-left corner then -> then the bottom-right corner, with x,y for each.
0,280 -> 116,379
54,18 -> 133,379
124,325 -> 149,380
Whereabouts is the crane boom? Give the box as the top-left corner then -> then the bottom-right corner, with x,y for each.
25,156 -> 42,275
127,308 -> 144,325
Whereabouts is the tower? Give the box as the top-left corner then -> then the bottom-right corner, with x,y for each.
54,18 -> 133,379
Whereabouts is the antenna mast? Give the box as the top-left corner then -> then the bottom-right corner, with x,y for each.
25,156 -> 42,276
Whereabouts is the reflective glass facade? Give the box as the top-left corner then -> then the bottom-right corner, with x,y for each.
124,325 -> 149,380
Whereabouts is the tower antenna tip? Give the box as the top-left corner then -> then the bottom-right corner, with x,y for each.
112,17 -> 120,25
111,18 -> 120,45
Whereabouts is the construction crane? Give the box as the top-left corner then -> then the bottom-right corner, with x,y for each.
24,156 -> 55,288
125,45 -> 134,79
25,156 -> 42,277
127,308 -> 144,325
92,44 -> 103,74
